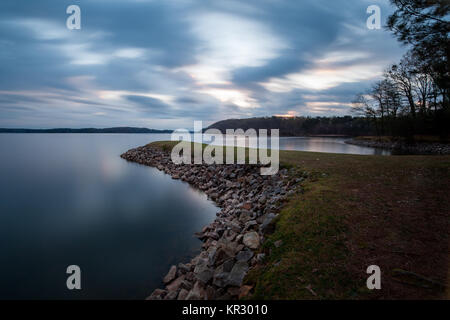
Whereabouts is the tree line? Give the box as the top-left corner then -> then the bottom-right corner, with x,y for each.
207,116 -> 375,136
352,0 -> 449,139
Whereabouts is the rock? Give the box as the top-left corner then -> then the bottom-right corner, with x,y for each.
206,231 -> 220,240
164,290 -> 178,300
256,253 -> 266,263
180,280 -> 193,291
236,249 -> 254,262
259,195 -> 267,203
177,288 -> 189,300
227,287 -> 240,297
217,293 -> 232,300
206,286 -> 216,300
274,240 -> 283,248
146,288 -> 167,300
222,258 -> 235,272
163,265 -> 177,284
223,229 -> 237,242
241,202 -> 252,210
185,272 -> 195,282
120,145 -> 300,300
239,285 -> 253,299
239,210 -> 253,223
214,247 -> 233,266
260,213 -> 277,234
227,261 -> 249,287
186,281 -> 206,300
177,263 -> 191,274
244,220 -> 258,231
166,275 -> 185,292
243,231 -> 260,249
194,259 -> 213,284
207,247 -> 217,266
212,272 -> 229,288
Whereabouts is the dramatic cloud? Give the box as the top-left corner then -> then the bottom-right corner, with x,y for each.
0,0 -> 405,129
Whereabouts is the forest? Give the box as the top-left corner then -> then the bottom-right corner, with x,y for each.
352,0 -> 449,139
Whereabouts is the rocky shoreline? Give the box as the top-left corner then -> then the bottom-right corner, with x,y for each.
346,139 -> 450,155
121,144 -> 304,300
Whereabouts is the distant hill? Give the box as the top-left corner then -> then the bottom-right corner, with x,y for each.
0,127 -> 173,134
206,116 -> 374,137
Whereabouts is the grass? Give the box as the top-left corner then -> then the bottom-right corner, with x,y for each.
147,141 -> 450,299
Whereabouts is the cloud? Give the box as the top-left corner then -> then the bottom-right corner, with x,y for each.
0,0 -> 406,128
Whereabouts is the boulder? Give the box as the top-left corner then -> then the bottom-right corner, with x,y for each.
177,288 -> 189,300
236,249 -> 254,262
163,265 -> 177,284
146,288 -> 167,300
227,287 -> 240,297
166,275 -> 185,292
241,202 -> 252,210
274,240 -> 283,248
239,285 -> 253,299
227,261 -> 249,287
164,290 -> 178,300
186,281 -> 206,300
239,210 -> 253,223
260,213 -> 277,234
194,259 -> 213,284
243,232 -> 260,249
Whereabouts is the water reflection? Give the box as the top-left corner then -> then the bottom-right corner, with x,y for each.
0,134 -> 218,299
279,137 -> 391,155
201,134 -> 391,155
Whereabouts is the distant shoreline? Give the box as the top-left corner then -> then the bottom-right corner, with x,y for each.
0,128 -> 352,137
346,137 -> 450,155
0,127 -> 173,134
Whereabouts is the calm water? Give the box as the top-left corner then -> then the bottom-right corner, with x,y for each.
0,133 -> 218,299
202,135 -> 391,155
278,137 -> 391,155
0,134 -> 389,300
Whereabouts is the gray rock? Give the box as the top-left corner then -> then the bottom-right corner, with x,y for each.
163,265 -> 177,284
186,281 -> 206,300
146,288 -> 167,300
177,288 -> 189,300
243,231 -> 260,249
213,247 -> 233,266
256,253 -> 266,263
227,261 -> 249,287
177,263 -> 191,274
180,280 -> 193,291
206,286 -> 216,300
260,213 -> 277,234
222,258 -> 235,273
166,275 -> 185,292
164,290 -> 178,300
212,271 -> 229,288
236,249 -> 254,262
239,210 -> 253,223
194,259 -> 213,284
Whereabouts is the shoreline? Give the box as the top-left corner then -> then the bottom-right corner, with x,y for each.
345,138 -> 450,155
121,144 -> 304,300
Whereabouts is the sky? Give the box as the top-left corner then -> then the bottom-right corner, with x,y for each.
0,0 -> 407,129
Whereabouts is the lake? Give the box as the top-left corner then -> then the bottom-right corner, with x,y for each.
0,134 -> 389,299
